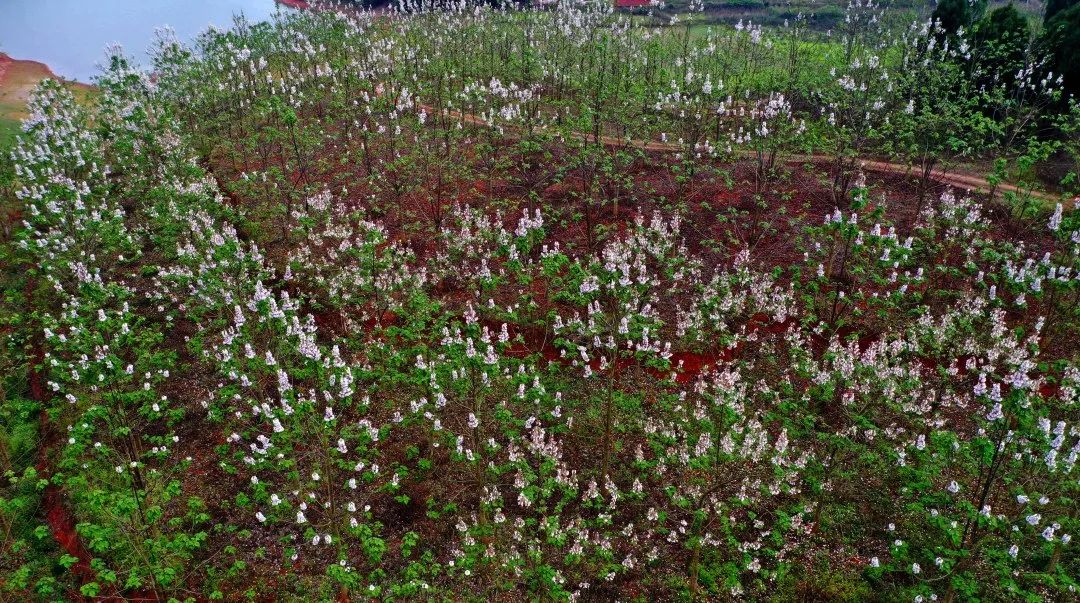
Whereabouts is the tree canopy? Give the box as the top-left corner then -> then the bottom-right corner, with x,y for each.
932,0 -> 986,34
1045,3 -> 1080,98
1044,0 -> 1078,22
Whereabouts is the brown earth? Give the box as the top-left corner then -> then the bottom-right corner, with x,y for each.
437,104 -> 1067,205
0,53 -> 95,131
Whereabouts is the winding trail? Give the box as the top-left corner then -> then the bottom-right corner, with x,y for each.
0,50 -> 1059,203
434,106 -> 1063,203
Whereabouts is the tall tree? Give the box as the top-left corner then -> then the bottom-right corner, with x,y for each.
1044,0 -> 1078,22
932,0 -> 986,34
973,3 -> 1031,80
1045,3 -> 1080,98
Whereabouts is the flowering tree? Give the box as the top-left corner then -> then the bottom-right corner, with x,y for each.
3,2 -> 1079,601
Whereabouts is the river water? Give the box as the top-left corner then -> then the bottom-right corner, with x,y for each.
0,0 -> 294,82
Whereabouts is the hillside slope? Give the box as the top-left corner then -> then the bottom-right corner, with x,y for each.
0,53 -> 94,147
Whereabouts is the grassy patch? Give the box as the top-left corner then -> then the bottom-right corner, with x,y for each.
0,53 -> 95,152
0,117 -> 18,152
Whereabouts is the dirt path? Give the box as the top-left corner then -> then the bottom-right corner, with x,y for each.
437,106 -> 1063,204
0,52 -> 1061,204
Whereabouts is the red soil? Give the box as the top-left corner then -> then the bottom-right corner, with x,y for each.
27,278 -> 159,602
30,343 -> 99,596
